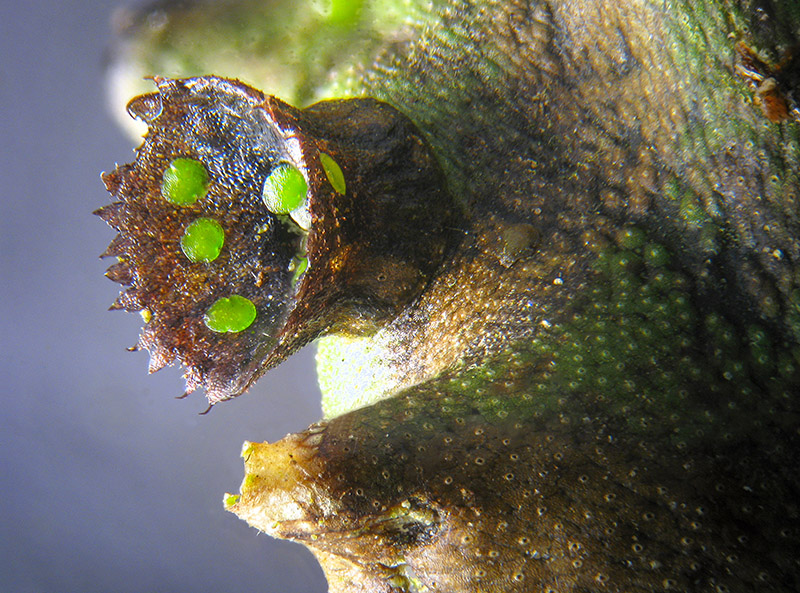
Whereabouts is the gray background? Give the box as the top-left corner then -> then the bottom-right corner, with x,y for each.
1,2 -> 328,591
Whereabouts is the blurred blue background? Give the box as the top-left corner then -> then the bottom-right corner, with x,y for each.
0,2 -> 327,591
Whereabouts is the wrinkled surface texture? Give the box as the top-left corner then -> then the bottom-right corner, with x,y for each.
106,0 -> 800,592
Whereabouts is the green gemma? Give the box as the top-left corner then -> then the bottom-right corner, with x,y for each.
262,163 -> 308,214
180,218 -> 225,262
319,152 -> 346,194
161,158 -> 209,205
291,256 -> 309,285
326,0 -> 364,26
204,295 -> 257,333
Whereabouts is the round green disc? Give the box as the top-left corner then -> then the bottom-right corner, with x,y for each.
161,158 -> 209,205
319,152 -> 346,194
180,218 -> 225,262
327,0 -> 364,26
262,163 -> 308,214
203,295 -> 257,333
